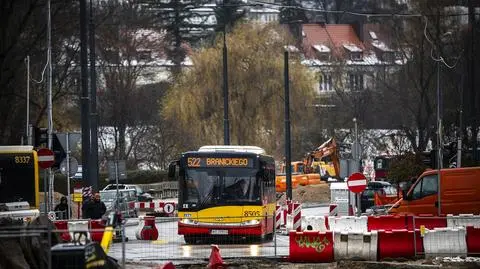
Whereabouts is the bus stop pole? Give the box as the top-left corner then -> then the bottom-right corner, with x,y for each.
66,132 -> 71,220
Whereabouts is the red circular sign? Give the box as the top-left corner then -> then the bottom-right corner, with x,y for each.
37,148 -> 55,169
347,172 -> 367,193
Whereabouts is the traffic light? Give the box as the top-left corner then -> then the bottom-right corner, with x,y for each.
52,134 -> 66,169
420,150 -> 436,169
33,127 -> 48,148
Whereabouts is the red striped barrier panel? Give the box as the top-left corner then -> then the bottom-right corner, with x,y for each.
368,215 -> 407,231
377,229 -> 424,260
289,230 -> 334,262
90,219 -> 105,242
275,205 -> 282,230
466,226 -> 480,255
53,220 -> 71,242
406,214 -> 447,230
292,202 -> 302,232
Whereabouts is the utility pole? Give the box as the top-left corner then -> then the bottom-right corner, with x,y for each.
222,8 -> 230,146
284,50 -> 292,201
80,0 -> 91,187
26,56 -> 31,145
89,0 -> 99,191
47,0 -> 55,211
468,0 -> 478,163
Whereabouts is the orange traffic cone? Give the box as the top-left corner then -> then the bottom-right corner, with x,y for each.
154,261 -> 175,269
208,244 -> 225,269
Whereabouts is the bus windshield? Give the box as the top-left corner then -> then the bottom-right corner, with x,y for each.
183,168 -> 260,208
0,152 -> 37,207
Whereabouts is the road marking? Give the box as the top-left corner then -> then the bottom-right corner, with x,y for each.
151,239 -> 168,245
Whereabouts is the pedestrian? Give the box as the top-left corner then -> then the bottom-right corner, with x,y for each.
84,193 -> 106,219
54,196 -> 70,220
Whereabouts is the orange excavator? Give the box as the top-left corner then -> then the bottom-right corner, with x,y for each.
303,137 -> 340,181
276,138 -> 339,193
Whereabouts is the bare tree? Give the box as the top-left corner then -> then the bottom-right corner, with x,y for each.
96,2 -> 167,168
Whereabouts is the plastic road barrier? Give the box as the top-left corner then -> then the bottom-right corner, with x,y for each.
423,227 -> 467,258
377,229 -> 423,260
333,231 -> 378,261
302,216 -> 328,232
328,216 -> 368,233
368,215 -> 407,231
289,230 -> 334,262
447,214 -> 480,229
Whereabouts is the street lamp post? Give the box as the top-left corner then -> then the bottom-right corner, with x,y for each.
216,0 -> 230,145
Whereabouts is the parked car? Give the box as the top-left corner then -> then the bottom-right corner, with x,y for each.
360,181 -> 397,213
102,184 -> 153,202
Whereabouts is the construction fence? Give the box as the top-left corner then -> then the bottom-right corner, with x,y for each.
2,214 -> 480,268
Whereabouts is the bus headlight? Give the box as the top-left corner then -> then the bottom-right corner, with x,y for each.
242,219 -> 260,226
180,218 -> 195,225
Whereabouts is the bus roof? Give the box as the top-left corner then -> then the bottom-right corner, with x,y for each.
0,146 -> 34,153
198,145 -> 266,155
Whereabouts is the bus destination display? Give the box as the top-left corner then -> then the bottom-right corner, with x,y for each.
187,157 -> 253,168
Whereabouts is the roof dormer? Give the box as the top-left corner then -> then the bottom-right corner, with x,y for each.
312,44 -> 331,61
343,44 -> 363,61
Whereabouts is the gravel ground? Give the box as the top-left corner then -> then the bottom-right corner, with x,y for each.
123,258 -> 480,269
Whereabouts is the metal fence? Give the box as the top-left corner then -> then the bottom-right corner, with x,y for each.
0,214 -> 285,268
108,214 -> 285,262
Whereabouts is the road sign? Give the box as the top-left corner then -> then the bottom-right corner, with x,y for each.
164,203 -> 175,214
347,172 -> 367,193
73,188 -> 83,202
37,148 -> 55,169
48,211 -> 56,221
60,157 -> 78,177
108,160 -> 127,181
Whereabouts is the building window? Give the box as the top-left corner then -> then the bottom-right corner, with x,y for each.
350,52 -> 362,61
381,52 -> 394,62
349,73 -> 363,91
319,73 -> 333,92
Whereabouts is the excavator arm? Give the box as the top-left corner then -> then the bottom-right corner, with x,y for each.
304,138 -> 340,178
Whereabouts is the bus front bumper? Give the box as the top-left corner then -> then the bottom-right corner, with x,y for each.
178,220 -> 264,236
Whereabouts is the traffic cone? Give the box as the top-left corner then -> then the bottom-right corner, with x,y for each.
207,244 -> 225,269
154,261 -> 175,269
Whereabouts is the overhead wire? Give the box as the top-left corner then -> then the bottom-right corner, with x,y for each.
422,16 -> 463,69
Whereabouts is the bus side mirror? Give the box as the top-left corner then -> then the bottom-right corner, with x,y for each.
168,161 -> 177,179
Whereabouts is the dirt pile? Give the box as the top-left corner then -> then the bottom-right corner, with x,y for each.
278,184 -> 330,205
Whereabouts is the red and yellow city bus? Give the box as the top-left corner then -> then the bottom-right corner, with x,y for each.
0,146 -> 40,220
168,146 -> 276,244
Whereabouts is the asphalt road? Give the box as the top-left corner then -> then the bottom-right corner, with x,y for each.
108,206 -> 329,262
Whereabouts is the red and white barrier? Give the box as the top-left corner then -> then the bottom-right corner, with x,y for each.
287,214 -> 480,262
285,202 -> 302,233
302,216 -> 328,232
292,202 -> 302,232
328,216 -> 368,234
377,229 -> 423,260
135,216 -> 159,240
447,214 -> 480,228
128,201 -> 176,215
423,227 -> 468,258
275,205 -> 282,230
329,204 -> 338,216
289,230 -> 334,262
67,220 -> 91,243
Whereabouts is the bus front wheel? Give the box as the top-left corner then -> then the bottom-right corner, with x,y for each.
184,235 -> 199,244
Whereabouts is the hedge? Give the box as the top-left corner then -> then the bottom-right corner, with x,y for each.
39,170 -> 170,195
